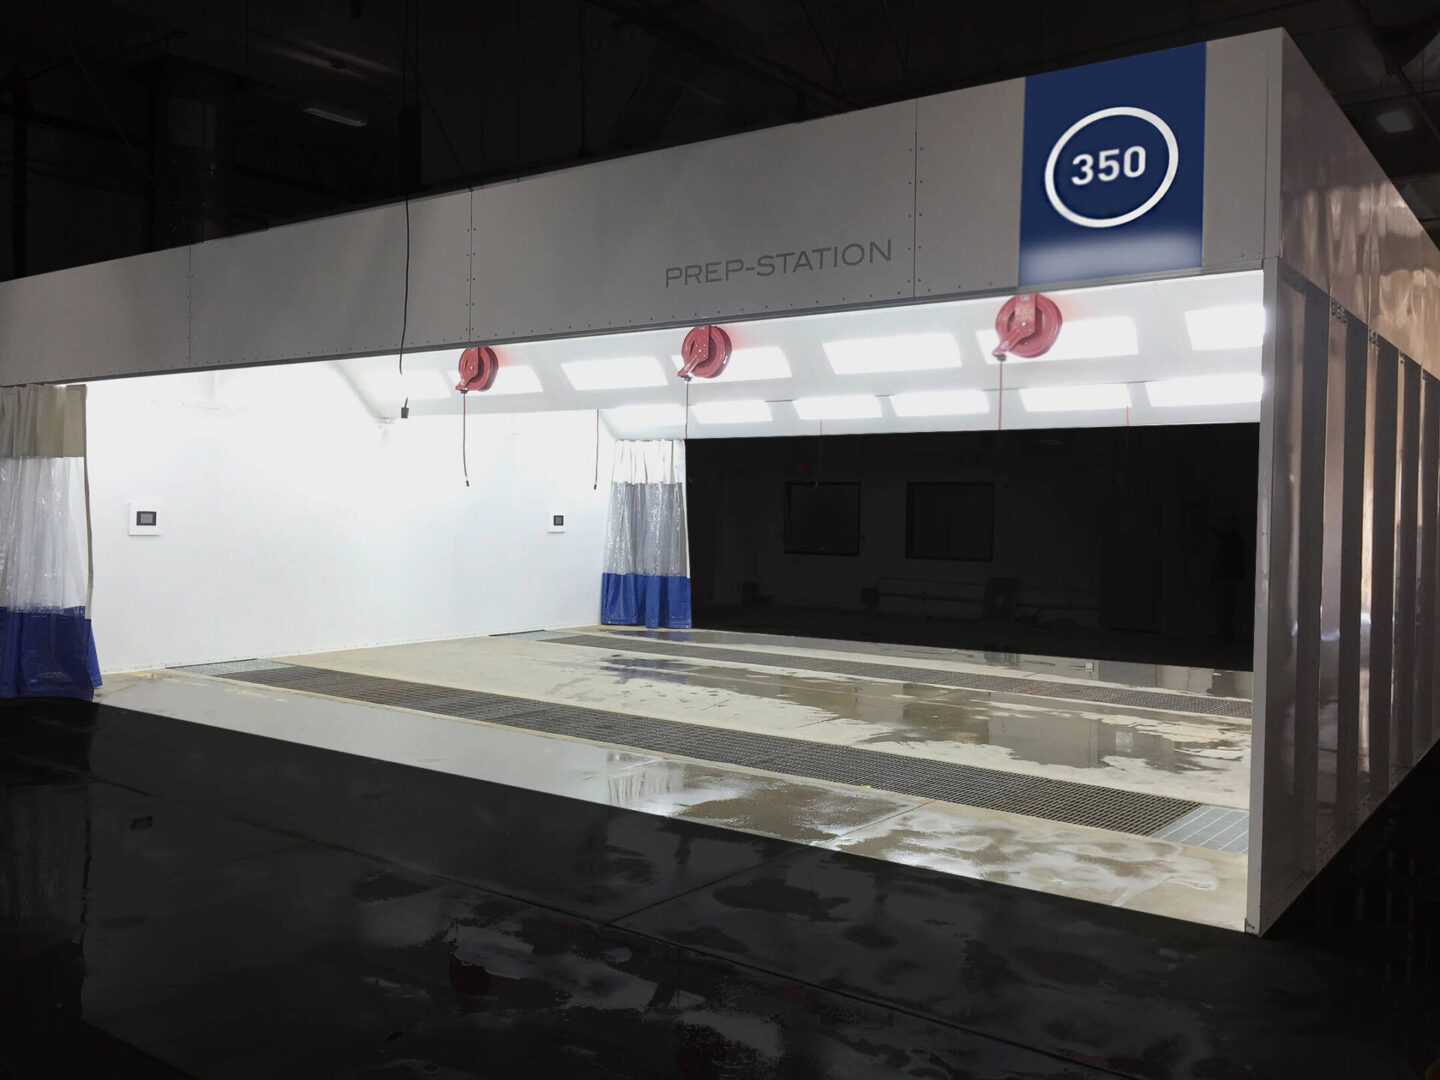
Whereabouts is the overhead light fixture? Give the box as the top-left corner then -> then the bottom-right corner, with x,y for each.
1376,106 -> 1414,134
1019,383 -> 1131,412
1146,373 -> 1263,407
889,389 -> 989,417
691,399 -> 772,424
669,346 -> 791,382
302,103 -> 369,128
1184,303 -> 1266,351
978,316 -> 1138,363
485,365 -> 543,396
822,333 -> 961,374
562,356 -> 665,391
793,395 -> 883,420
605,403 -> 686,427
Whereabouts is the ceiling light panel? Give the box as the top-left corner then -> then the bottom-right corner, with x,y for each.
365,370 -> 453,402
484,365 -> 543,395
1184,304 -> 1266,351
606,403 -> 686,427
1146,373 -> 1262,407
691,400 -> 772,424
822,333 -> 961,375
562,356 -> 665,390
1019,384 -> 1131,412
669,346 -> 791,382
889,389 -> 988,417
977,316 -> 1139,363
793,395 -> 883,420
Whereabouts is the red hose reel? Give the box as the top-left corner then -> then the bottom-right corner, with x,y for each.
678,325 -> 732,379
992,293 -> 1062,360
456,345 -> 499,392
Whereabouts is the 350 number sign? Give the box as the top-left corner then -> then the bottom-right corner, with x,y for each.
1070,146 -> 1147,185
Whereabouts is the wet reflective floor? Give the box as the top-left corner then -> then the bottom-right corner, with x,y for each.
0,698 -> 1436,1078
277,634 -> 1253,808
88,672 -> 1248,927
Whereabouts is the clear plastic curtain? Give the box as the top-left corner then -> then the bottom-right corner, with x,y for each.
0,385 -> 101,699
600,439 -> 691,628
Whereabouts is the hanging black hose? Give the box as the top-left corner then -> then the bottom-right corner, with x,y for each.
461,391 -> 470,488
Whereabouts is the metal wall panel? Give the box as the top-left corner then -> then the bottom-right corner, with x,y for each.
1249,263 -> 1314,931
1373,184 -> 1440,369
1328,304 -> 1368,845
1279,35 -> 1440,373
1202,33 -> 1278,268
0,247 -> 190,383
190,192 -> 472,368
914,79 -> 1024,296
469,102 -> 919,342
1365,338 -> 1398,811
1279,37 -> 1376,326
1248,264 -> 1440,932
1393,359 -> 1421,777
1419,374 -> 1440,765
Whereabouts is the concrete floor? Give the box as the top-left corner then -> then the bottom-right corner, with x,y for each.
3,696 -> 1433,1078
102,627 -> 1252,930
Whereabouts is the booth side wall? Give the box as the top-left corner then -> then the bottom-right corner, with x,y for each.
1249,36 -> 1440,933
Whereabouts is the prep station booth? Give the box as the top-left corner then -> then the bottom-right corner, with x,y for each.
2,28 -> 1437,934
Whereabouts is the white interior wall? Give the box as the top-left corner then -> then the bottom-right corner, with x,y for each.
85,363 -> 613,673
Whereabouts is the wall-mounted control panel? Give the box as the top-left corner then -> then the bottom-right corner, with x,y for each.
548,512 -> 567,533
128,499 -> 162,536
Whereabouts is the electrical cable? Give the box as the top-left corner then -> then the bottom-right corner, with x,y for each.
593,410 -> 600,490
462,391 -> 470,487
684,379 -> 691,441
396,0 -> 412,417
398,196 -> 411,381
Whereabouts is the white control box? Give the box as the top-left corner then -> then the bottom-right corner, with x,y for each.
128,499 -> 162,536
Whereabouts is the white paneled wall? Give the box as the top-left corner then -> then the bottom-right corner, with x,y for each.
85,363 -> 612,672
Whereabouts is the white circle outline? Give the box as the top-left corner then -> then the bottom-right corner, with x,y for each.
1044,106 -> 1179,229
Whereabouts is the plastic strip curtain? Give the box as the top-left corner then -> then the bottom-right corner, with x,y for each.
600,439 -> 691,628
0,385 -> 101,699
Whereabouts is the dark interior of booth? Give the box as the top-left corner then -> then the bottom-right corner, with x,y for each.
686,424 -> 1259,671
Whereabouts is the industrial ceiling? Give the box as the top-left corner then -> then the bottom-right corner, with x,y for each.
2,0 -> 1439,283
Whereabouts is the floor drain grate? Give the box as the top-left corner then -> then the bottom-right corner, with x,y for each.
178,661 -> 1248,848
170,659 -> 292,676
543,635 -> 1253,720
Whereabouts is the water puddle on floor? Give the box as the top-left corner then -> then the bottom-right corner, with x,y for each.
598,655 -> 1246,778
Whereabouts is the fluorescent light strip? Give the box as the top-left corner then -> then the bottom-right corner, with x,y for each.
563,356 -> 665,391
669,346 -> 790,382
691,400 -> 772,424
823,333 -> 960,375
365,370 -> 454,402
978,316 -> 1139,363
1019,383 -> 1131,412
1184,304 -> 1266,351
606,403 -> 686,427
793,395 -> 882,421
485,365 -> 543,396
1146,373 -> 1262,407
889,389 -> 988,417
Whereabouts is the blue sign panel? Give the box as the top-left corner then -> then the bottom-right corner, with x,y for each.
1018,44 -> 1206,286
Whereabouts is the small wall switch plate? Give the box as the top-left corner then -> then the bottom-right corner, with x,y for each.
548,512 -> 567,533
128,499 -> 162,536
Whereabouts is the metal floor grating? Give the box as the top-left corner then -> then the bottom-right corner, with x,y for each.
544,634 -> 1253,720
173,661 -> 1243,846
